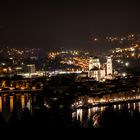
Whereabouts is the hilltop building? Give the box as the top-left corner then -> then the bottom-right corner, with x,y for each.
88,56 -> 113,81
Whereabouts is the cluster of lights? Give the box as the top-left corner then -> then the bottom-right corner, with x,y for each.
72,92 -> 140,110
48,50 -> 89,71
112,44 -> 140,59
106,34 -> 140,43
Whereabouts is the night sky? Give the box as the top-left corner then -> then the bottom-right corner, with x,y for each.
0,0 -> 140,50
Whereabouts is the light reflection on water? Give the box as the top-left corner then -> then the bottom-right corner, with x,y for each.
113,105 -> 117,110
1,92 -> 140,128
10,96 -> 14,112
0,93 -> 34,121
77,109 -> 83,122
139,102 -> 140,112
21,95 -> 25,111
0,96 -> 2,112
72,102 -> 140,128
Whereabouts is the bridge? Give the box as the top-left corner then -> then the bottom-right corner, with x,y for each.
0,89 -> 43,93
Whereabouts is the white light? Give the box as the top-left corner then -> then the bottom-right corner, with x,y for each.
130,48 -> 135,51
117,60 -> 121,63
3,68 -> 7,72
125,62 -> 129,67
1,63 -> 5,66
79,101 -> 82,104
94,38 -> 98,41
122,73 -> 127,77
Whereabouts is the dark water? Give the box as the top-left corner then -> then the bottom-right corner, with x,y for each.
0,93 -> 74,128
72,102 -> 140,128
0,93 -> 140,128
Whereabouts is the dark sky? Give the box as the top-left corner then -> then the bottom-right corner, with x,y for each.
0,0 -> 140,50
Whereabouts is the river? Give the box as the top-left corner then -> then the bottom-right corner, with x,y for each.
0,92 -> 140,128
72,102 -> 140,128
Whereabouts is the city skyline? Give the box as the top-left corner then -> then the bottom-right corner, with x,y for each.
0,1 -> 140,51
0,0 -> 140,129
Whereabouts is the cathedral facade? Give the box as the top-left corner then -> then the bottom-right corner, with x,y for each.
88,56 -> 113,81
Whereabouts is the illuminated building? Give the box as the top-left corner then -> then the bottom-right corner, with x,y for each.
106,56 -> 113,76
88,56 -> 113,81
89,56 -> 100,70
27,64 -> 36,73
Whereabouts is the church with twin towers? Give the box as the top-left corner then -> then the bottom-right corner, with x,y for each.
88,56 -> 113,81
